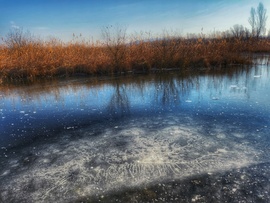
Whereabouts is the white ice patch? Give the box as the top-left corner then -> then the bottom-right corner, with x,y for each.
0,170 -> 10,176
0,116 -> 263,202
212,97 -> 219,100
216,133 -> 226,139
230,85 -> 238,89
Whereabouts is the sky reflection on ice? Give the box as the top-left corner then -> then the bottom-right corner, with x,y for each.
0,64 -> 270,202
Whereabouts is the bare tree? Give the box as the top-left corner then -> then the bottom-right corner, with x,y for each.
249,7 -> 256,36
221,30 -> 232,39
101,25 -> 127,72
4,28 -> 32,48
230,24 -> 245,38
257,2 -> 268,37
248,2 -> 268,38
244,27 -> 251,39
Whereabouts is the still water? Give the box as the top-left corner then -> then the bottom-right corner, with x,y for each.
0,64 -> 270,202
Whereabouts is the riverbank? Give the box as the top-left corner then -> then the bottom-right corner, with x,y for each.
1,35 -> 270,83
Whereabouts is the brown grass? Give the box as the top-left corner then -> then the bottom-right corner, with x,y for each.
1,31 -> 270,83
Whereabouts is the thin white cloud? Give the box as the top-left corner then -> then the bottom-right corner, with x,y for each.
10,21 -> 20,29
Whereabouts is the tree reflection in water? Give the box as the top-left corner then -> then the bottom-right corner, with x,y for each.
153,74 -> 198,107
0,64 -> 267,149
107,82 -> 130,116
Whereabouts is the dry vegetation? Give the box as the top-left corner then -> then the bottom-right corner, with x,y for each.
1,27 -> 270,83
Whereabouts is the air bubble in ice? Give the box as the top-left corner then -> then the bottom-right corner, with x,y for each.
230,85 -> 238,89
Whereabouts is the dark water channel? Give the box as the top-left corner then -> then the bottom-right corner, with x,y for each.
0,63 -> 270,202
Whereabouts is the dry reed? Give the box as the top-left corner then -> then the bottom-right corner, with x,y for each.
1,30 -> 270,83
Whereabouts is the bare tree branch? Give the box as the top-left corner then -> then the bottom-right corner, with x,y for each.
248,2 -> 268,38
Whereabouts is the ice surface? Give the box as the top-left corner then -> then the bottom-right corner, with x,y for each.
0,114 -> 267,202
0,64 -> 270,202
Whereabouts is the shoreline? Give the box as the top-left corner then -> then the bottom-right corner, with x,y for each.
0,63 -> 251,86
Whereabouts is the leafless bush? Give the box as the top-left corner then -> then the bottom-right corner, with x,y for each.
101,25 -> 128,73
4,28 -> 34,49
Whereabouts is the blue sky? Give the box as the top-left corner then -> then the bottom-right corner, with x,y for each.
1,0 -> 270,41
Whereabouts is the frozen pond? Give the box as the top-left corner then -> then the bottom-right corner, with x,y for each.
0,64 -> 270,202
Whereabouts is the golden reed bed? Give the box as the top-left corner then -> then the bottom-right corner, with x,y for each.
0,30 -> 270,83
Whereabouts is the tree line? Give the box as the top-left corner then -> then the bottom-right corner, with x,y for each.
217,2 -> 268,40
